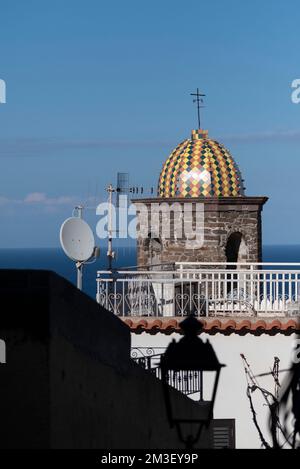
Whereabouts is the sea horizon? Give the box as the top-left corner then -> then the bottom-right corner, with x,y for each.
1,244 -> 300,299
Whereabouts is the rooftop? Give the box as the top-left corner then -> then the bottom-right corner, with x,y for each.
96,261 -> 300,335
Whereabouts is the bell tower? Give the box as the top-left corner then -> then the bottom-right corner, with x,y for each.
133,128 -> 267,267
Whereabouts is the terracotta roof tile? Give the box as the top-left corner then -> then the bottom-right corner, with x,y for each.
122,317 -> 300,336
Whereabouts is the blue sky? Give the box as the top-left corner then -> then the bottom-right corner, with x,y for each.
0,0 -> 300,247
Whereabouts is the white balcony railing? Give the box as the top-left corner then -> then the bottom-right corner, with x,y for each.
96,262 -> 300,318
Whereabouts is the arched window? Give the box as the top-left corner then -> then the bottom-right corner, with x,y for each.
145,234 -> 162,267
225,232 -> 247,294
225,232 -> 243,263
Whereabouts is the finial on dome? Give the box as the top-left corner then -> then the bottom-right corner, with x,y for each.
190,88 -> 205,129
191,129 -> 208,140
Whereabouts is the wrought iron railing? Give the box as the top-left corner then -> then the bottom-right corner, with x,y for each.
96,263 -> 300,317
130,347 -> 203,396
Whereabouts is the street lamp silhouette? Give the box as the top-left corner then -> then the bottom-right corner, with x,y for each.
160,315 -> 225,448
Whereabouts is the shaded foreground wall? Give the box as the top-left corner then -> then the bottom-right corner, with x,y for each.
0,270 -> 229,449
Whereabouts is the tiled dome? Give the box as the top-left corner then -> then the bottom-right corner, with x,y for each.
158,129 -> 245,198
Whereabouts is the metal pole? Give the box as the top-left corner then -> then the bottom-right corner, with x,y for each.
76,205 -> 83,219
107,183 -> 113,270
77,263 -> 83,290
75,206 -> 84,290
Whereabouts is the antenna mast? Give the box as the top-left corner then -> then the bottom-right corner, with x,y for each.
75,205 -> 84,289
106,183 -> 116,271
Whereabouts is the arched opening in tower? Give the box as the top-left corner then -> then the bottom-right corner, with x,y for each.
225,232 -> 247,295
226,232 -> 244,263
146,235 -> 162,268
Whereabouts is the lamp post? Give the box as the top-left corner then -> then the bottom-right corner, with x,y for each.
160,315 -> 225,449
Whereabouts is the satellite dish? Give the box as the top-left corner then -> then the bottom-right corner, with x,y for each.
60,217 -> 95,262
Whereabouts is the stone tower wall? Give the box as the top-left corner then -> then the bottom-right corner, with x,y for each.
134,197 -> 268,267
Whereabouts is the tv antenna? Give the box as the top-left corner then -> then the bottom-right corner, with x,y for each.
105,174 -> 155,270
60,205 -> 100,290
116,172 -> 154,205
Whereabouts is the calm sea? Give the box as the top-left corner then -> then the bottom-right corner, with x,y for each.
0,245 -> 300,299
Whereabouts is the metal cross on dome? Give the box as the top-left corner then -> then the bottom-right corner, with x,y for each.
190,88 -> 205,129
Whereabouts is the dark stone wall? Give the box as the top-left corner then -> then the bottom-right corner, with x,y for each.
0,270 -> 130,448
134,197 -> 268,267
0,270 -> 223,449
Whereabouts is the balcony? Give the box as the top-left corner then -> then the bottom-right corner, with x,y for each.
96,262 -> 300,319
